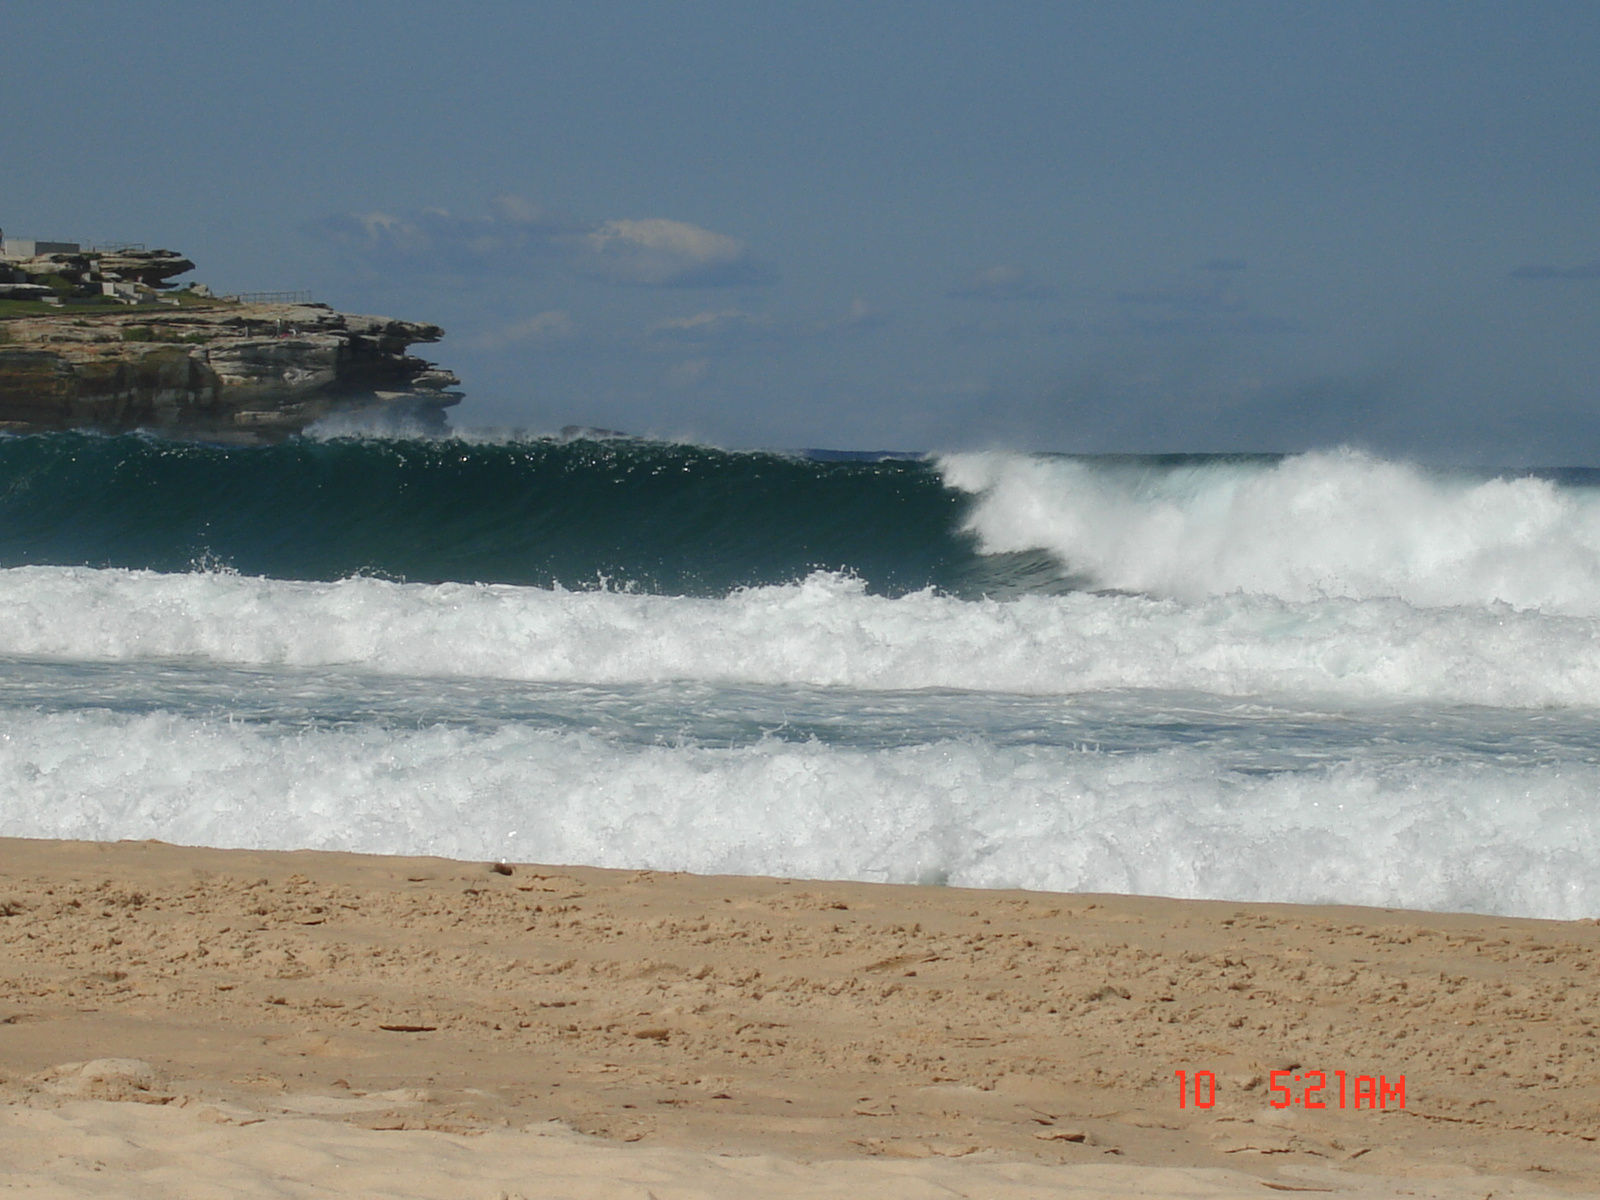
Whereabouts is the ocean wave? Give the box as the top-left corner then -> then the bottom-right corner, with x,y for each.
9,433 -> 1600,611
0,431 -> 965,595
943,448 -> 1600,613
2,565 -> 1599,708
2,705 -> 1594,919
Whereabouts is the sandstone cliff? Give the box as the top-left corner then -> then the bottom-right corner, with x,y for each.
0,302 -> 461,441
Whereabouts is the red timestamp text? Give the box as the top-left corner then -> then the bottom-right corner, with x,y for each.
1174,1069 -> 1405,1110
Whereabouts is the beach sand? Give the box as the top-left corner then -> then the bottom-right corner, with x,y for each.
0,837 -> 1595,1197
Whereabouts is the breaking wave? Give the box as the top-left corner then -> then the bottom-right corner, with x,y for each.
0,566 -> 1598,708
7,433 -> 1600,610
943,447 -> 1600,613
2,705 -> 1595,919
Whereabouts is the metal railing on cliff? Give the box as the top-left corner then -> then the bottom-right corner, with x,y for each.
232,291 -> 315,305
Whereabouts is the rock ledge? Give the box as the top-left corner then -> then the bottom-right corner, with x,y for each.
0,302 -> 461,441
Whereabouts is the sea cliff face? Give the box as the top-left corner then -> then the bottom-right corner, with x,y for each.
0,303 -> 460,441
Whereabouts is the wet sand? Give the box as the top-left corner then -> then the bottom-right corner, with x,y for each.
1,837 -> 1596,1196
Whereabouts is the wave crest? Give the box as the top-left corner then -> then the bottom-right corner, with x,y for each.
942,448 -> 1600,613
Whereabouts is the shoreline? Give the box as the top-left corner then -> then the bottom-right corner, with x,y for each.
2,836 -> 1596,1195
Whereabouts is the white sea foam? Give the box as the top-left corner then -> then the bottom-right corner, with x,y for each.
0,565 -> 1598,708
942,448 -> 1600,613
1,706 -> 1594,919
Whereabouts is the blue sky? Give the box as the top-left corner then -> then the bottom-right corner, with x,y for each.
3,2 -> 1597,458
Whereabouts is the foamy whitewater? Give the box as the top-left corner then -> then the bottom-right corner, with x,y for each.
2,435 -> 1598,918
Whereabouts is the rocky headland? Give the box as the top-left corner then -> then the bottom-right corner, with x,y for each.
0,243 -> 460,441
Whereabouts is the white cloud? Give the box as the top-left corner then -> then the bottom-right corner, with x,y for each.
646,299 -> 887,351
948,265 -> 1058,301
647,308 -> 772,343
571,219 -> 774,287
306,198 -> 774,289
468,310 -> 578,351
819,297 -> 890,337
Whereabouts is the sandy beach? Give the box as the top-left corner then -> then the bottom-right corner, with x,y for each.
1,836 -> 1596,1197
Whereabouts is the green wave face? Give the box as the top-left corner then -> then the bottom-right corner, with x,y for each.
0,433 -> 1025,597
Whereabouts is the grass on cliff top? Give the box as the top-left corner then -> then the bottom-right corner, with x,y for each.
0,291 -> 237,320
